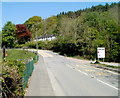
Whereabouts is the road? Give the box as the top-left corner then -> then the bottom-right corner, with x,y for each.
26,50 -> 119,96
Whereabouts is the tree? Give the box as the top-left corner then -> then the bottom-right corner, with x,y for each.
24,16 -> 43,38
16,24 -> 31,44
2,21 -> 16,48
51,3 -> 119,62
0,31 -> 2,48
44,16 -> 57,35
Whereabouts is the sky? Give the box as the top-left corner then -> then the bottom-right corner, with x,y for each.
1,0 -> 119,2
1,1 -> 118,30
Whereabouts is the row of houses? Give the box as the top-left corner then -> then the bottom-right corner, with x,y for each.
34,34 -> 56,41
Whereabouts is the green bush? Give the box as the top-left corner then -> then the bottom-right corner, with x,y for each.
15,44 -> 24,48
2,61 -> 25,97
41,41 -> 53,50
24,41 -> 36,49
1,49 -> 38,97
21,40 -> 54,50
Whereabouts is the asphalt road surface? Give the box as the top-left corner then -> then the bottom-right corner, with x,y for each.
27,50 -> 119,96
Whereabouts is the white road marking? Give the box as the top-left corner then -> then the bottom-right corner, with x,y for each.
94,67 -> 119,75
82,72 -> 88,76
78,70 -> 82,73
77,68 -> 118,90
66,64 -> 89,76
105,70 -> 119,75
62,63 -> 119,93
38,50 -> 53,57
76,65 -> 79,67
66,64 -> 73,69
66,64 -> 88,76
97,79 -> 118,90
78,70 -> 88,76
77,64 -> 119,75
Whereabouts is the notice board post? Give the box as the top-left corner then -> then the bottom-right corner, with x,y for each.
97,47 -> 105,62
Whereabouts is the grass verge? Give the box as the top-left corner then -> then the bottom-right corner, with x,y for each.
5,49 -> 36,61
99,63 -> 120,68
90,62 -> 120,68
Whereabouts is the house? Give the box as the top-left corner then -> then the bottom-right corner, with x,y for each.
34,34 -> 56,41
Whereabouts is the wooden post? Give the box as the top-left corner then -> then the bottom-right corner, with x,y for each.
3,46 -> 5,61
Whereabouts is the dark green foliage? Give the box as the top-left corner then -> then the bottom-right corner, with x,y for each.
44,3 -> 119,62
22,2 -> 119,62
23,41 -> 53,50
2,21 -> 16,48
21,3 -> 120,62
2,61 -> 25,97
0,31 -> 2,48
38,41 -> 53,50
57,2 -> 118,18
2,3 -> 119,62
23,41 -> 37,49
24,16 -> 43,38
43,16 -> 57,35
1,49 -> 38,97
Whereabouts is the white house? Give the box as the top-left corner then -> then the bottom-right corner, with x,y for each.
34,34 -> 56,41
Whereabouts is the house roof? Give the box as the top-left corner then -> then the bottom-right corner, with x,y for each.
37,34 -> 55,39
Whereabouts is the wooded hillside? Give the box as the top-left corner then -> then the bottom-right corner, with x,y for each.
38,3 -> 119,62
2,2 -> 120,62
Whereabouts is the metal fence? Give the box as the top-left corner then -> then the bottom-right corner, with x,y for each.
33,55 -> 39,63
23,60 -> 34,89
23,55 -> 39,89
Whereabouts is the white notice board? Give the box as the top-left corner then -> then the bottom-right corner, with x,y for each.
97,47 -> 105,58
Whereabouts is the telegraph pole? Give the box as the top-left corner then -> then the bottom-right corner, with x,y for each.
32,22 -> 39,54
36,27 -> 38,54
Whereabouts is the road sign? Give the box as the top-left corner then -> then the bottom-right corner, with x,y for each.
97,47 -> 105,58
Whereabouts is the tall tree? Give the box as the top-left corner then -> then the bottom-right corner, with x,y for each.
2,21 -> 16,48
44,16 -> 57,35
16,24 -> 31,44
51,3 -> 119,62
24,16 -> 43,38
0,31 -> 2,48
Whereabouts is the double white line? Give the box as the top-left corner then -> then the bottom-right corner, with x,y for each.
66,64 -> 119,91
97,79 -> 119,90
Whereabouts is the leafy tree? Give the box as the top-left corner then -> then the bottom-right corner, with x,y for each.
51,3 -> 119,62
3,3 -> 119,62
2,21 -> 16,48
24,16 -> 43,38
0,31 -> 2,48
44,16 -> 57,35
16,24 -> 31,44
